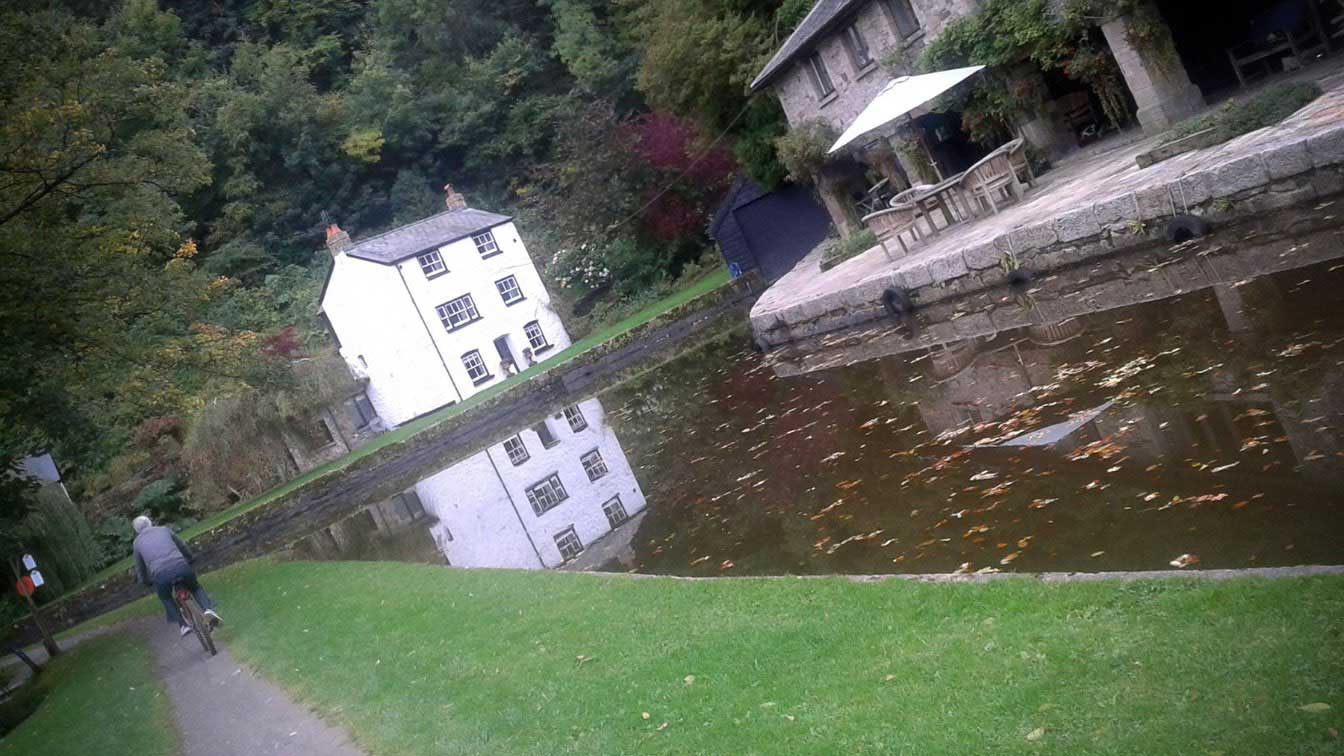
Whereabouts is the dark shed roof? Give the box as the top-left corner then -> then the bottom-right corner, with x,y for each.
750,0 -> 866,92
345,208 -> 512,265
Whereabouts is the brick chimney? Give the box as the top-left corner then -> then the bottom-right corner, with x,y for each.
444,184 -> 468,212
325,223 -> 351,257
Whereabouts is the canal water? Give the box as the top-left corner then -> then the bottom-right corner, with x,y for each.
298,222 -> 1344,577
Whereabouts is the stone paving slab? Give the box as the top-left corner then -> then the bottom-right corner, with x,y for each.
752,70 -> 1344,347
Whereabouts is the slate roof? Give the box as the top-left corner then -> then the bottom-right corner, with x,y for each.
344,207 -> 512,264
750,0 -> 866,92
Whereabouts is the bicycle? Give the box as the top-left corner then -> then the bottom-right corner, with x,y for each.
173,579 -> 217,657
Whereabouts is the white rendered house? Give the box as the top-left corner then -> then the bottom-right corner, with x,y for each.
412,397 -> 648,569
319,187 -> 572,426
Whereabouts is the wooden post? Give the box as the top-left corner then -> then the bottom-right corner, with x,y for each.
8,557 -> 58,658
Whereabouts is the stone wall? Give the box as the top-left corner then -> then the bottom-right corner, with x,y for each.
753,114 -> 1344,348
774,0 -> 977,133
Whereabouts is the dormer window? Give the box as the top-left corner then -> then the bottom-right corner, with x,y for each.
805,53 -> 835,99
417,249 -> 446,279
472,230 -> 500,258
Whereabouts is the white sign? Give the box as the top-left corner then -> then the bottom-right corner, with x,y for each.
21,554 -> 36,571
28,570 -> 44,588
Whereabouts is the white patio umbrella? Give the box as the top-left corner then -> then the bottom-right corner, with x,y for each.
828,65 -> 986,164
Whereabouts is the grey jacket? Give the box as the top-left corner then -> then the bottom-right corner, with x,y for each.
132,526 -> 194,585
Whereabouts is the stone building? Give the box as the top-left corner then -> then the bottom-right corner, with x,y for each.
752,0 -> 1334,233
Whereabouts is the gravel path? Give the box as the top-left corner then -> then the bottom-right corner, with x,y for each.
139,617 -> 365,756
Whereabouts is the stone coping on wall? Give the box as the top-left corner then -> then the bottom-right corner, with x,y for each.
750,77 -> 1344,348
763,207 -> 1344,377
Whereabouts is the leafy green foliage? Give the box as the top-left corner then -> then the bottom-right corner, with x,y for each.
4,0 -> 794,513
918,0 -> 1133,144
775,120 -> 839,184
1162,82 -> 1322,146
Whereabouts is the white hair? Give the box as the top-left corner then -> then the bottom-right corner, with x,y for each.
132,515 -> 153,533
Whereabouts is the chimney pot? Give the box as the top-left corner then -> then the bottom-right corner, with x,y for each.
325,223 -> 351,256
444,184 -> 468,212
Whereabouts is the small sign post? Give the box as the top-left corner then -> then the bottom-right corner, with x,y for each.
8,555 -> 59,658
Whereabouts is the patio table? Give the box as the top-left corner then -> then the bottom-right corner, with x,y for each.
893,173 -> 969,236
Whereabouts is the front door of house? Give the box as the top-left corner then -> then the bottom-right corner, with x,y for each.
494,335 -> 518,375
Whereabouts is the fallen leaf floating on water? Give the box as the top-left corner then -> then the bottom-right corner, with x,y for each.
1170,554 -> 1200,568
1299,703 -> 1331,713
1090,551 -> 1105,558
1000,551 -> 1021,565
969,470 -> 998,481
1210,462 -> 1240,473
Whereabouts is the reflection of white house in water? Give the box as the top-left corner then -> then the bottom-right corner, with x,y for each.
413,396 -> 647,569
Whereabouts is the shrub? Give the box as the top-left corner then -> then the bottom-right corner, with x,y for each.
819,230 -> 879,271
131,416 -> 182,449
1163,82 -> 1321,145
775,120 -> 838,184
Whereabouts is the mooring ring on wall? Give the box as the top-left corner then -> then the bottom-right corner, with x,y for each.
882,287 -> 915,319
1166,214 -> 1212,244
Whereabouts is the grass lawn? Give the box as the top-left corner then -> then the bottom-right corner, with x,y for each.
79,268 -> 731,587
195,559 -> 1342,755
0,633 -> 176,755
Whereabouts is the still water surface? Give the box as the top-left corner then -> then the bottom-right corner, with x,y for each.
300,232 -> 1344,577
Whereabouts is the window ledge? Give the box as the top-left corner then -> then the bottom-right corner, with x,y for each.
901,30 -> 925,48
424,270 -> 448,281
817,91 -> 839,108
445,316 -> 483,332
540,439 -> 561,449
532,344 -> 553,355
471,374 -> 495,386
479,250 -> 503,260
504,297 -> 527,306
855,61 -> 879,80
510,457 -> 529,467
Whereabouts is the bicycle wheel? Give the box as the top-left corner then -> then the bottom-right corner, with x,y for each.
181,597 -> 217,656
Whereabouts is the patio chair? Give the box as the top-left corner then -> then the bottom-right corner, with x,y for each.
957,143 -> 1025,216
1004,138 -> 1036,189
862,202 -> 923,259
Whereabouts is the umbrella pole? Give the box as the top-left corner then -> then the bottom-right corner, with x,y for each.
910,115 -> 943,182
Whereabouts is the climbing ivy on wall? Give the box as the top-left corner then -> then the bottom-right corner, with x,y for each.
917,0 -> 1148,145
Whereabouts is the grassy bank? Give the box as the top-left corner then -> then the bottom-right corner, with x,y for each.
0,634 -> 176,755
79,268 -> 731,587
184,559 -> 1344,755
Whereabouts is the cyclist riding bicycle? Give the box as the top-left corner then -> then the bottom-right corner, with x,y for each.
131,516 -> 223,636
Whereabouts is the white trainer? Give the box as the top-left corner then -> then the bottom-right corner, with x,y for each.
179,624 -> 192,637
203,609 -> 223,627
